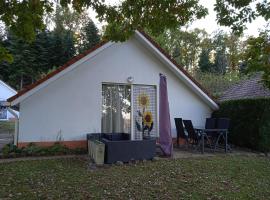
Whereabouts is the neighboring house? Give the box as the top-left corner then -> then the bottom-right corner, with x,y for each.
0,80 -> 19,120
220,74 -> 270,102
7,31 -> 219,149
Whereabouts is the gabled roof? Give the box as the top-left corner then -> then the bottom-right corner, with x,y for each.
220,74 -> 270,101
8,31 -> 219,110
138,31 -> 217,103
7,41 -> 108,103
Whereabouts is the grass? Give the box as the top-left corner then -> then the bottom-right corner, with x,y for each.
0,156 -> 270,199
0,121 -> 15,134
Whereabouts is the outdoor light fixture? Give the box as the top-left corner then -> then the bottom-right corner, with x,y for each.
127,76 -> 134,83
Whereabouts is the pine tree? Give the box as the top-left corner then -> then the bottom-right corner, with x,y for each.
212,31 -> 228,74
198,49 -> 213,72
213,49 -> 228,74
79,20 -> 100,53
0,30 -> 76,89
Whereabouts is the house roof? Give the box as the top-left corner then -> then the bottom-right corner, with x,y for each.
7,31 -> 219,109
7,41 -> 108,103
0,80 -> 17,95
219,74 -> 270,101
138,31 -> 217,103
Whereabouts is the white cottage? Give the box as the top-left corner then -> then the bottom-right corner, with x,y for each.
0,80 -> 19,120
7,31 -> 219,149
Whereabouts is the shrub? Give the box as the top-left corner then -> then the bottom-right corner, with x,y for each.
72,147 -> 87,154
213,98 -> 270,152
47,142 -> 70,155
2,144 -> 20,157
21,143 -> 44,156
1,142 -> 86,158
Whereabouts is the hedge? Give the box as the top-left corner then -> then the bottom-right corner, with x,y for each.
213,98 -> 270,152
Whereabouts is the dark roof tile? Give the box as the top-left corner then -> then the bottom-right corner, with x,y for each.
219,74 -> 270,101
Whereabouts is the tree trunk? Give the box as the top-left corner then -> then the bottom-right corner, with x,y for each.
20,74 -> 23,90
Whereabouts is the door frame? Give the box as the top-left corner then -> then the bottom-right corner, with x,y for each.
101,82 -> 158,140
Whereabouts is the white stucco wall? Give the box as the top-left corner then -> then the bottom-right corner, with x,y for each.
18,37 -> 213,142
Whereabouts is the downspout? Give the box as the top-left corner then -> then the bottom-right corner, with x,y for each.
7,108 -> 19,146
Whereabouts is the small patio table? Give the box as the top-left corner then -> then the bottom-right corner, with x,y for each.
194,128 -> 229,154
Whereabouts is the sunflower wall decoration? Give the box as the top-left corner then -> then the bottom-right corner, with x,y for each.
135,92 -> 154,138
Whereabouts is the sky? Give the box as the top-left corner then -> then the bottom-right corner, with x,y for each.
189,0 -> 268,37
88,0 -> 268,37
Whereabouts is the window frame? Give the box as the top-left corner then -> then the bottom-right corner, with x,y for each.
101,82 -> 158,140
101,83 -> 132,134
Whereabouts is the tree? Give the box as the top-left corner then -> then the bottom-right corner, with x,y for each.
51,5 -> 100,54
101,0 -> 207,41
213,49 -> 228,74
1,33 -> 38,89
226,33 -> 243,72
52,5 -> 89,35
212,31 -> 228,74
177,29 -> 205,71
54,5 -> 79,34
1,0 -> 269,62
198,48 -> 213,72
79,20 -> 100,53
244,28 -> 270,88
0,0 -> 208,61
198,31 -> 243,74
0,30 -> 76,89
154,28 -> 208,71
215,0 -> 270,34
0,4 -> 103,89
0,26 -> 12,63
1,0 -> 268,86
194,70 -> 247,97
49,30 -> 76,68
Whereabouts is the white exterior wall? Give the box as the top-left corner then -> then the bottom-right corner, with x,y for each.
18,37 -> 212,142
0,81 -> 19,120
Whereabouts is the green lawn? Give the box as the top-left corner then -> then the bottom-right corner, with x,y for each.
0,156 -> 270,199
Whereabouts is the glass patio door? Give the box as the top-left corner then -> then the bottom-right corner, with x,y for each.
101,84 -> 157,140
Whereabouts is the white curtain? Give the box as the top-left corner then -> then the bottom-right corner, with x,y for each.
102,85 -> 131,133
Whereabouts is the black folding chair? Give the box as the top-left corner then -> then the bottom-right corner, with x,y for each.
205,118 -> 216,129
174,118 -> 188,148
205,118 -> 218,148
215,118 -> 231,152
183,120 -> 201,147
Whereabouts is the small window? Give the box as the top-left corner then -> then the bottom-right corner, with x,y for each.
101,84 -> 131,134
